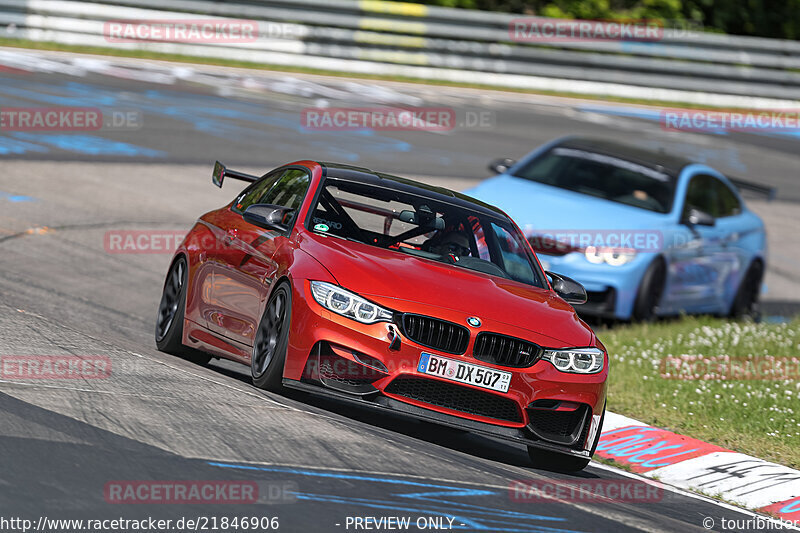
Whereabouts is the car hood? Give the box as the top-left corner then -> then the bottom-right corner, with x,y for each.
300,232 -> 593,346
466,175 -> 670,233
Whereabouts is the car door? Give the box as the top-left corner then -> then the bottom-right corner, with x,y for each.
195,170 -> 280,333
208,168 -> 311,347
710,177 -> 751,306
665,174 -> 737,312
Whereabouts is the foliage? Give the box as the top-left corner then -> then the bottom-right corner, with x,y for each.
417,0 -> 800,39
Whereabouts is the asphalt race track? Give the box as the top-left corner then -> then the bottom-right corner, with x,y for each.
1,48 -> 799,532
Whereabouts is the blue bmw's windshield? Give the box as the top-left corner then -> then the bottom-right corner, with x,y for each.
513,147 -> 677,213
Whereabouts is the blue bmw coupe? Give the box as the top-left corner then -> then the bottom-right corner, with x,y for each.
466,137 -> 771,321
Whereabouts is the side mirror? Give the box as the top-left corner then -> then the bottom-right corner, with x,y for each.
243,204 -> 293,231
683,208 -> 715,227
547,271 -> 588,305
488,158 -> 517,174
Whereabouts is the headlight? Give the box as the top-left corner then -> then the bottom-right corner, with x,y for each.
310,281 -> 393,324
542,347 -> 604,374
584,246 -> 636,266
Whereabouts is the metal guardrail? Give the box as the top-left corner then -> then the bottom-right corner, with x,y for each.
1,0 -> 799,102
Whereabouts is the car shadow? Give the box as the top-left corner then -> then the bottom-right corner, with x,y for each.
205,357 -> 601,479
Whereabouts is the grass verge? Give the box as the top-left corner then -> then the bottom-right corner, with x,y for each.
600,316 -> 800,469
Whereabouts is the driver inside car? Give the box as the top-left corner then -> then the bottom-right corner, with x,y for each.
426,230 -> 472,257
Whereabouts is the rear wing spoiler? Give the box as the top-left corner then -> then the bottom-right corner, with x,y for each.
727,176 -> 776,201
212,161 -> 259,188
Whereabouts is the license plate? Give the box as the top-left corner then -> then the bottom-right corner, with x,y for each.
418,353 -> 512,393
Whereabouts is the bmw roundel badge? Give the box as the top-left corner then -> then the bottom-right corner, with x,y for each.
466,317 -> 481,328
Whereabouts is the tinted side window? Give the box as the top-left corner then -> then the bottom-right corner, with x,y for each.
261,169 -> 311,211
490,222 -> 537,285
231,170 -> 281,214
683,175 -> 719,218
716,180 -> 742,217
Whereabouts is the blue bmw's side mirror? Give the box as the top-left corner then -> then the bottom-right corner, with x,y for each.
488,158 -> 516,174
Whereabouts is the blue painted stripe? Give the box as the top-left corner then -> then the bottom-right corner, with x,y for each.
208,462 -> 492,491
0,191 -> 36,202
11,133 -> 165,157
207,462 -> 583,532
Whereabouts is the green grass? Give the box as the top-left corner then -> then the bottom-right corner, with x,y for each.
0,37 -> 759,111
600,316 -> 800,469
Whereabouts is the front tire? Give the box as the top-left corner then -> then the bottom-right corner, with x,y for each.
251,282 -> 292,391
632,258 -> 666,321
730,260 -> 763,320
155,257 -> 211,365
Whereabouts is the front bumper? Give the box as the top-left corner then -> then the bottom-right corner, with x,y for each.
284,280 -> 607,457
283,378 -> 595,459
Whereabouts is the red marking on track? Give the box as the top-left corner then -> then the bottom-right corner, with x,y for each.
596,425 -> 727,473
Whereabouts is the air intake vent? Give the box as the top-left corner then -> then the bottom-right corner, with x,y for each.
400,314 -> 469,354
527,404 -> 590,446
385,376 -> 522,423
473,333 -> 542,368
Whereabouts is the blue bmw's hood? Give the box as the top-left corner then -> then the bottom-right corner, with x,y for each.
466,175 -> 670,234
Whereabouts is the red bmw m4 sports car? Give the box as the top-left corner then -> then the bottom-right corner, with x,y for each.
155,160 -> 608,471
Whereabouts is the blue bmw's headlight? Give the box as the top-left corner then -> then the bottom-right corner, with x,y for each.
584,246 -> 636,266
310,281 -> 394,324
542,347 -> 605,374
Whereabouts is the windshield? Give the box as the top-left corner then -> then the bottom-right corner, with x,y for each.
307,178 -> 546,288
512,147 -> 677,213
